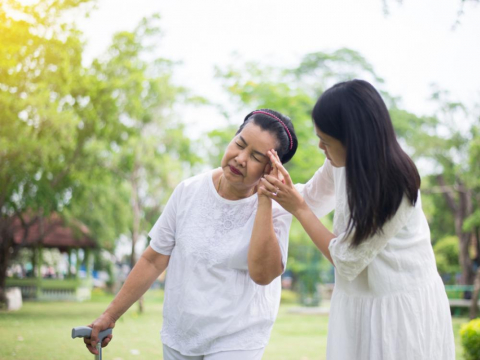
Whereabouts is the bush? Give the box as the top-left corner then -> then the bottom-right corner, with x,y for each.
433,236 -> 460,280
461,318 -> 480,360
280,289 -> 299,305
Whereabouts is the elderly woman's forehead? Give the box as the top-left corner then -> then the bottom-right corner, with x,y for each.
238,123 -> 277,142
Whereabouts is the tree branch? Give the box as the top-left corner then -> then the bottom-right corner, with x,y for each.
436,174 -> 458,213
421,185 -> 456,195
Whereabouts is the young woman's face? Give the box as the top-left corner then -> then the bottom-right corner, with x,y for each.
315,126 -> 347,167
221,122 -> 278,189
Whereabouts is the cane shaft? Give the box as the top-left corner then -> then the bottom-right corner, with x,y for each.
95,343 -> 102,360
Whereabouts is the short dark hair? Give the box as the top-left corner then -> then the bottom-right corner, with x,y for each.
312,79 -> 421,246
237,109 -> 298,164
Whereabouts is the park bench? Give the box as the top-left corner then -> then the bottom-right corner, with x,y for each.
445,285 -> 480,315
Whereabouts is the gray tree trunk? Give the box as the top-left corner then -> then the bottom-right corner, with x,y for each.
437,175 -> 474,285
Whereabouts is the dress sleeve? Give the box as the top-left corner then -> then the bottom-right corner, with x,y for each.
295,159 -> 336,218
329,195 -> 416,281
148,183 -> 184,255
272,204 -> 293,270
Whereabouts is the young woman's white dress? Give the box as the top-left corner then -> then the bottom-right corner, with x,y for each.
300,160 -> 455,360
148,170 -> 292,356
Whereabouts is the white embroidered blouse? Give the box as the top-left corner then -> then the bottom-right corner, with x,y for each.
148,170 -> 292,355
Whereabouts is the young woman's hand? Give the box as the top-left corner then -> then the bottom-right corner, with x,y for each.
258,150 -> 308,216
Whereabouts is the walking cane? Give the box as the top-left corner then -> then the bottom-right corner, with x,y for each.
71,326 -> 113,360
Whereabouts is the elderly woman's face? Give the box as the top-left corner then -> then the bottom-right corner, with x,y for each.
221,122 -> 278,188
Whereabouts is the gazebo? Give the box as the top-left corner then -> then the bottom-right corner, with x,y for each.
6,214 -> 97,301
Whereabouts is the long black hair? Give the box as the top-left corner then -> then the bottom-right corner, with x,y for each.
238,109 -> 298,164
312,80 -> 420,246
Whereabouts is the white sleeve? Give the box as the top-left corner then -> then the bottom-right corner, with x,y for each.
294,159 -> 336,218
272,204 -> 293,270
329,195 -> 415,281
148,183 -> 184,255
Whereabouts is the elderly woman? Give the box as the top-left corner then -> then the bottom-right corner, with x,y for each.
84,109 -> 298,360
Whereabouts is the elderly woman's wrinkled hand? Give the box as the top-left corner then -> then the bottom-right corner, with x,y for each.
258,149 -> 283,200
268,150 -> 285,185
84,313 -> 115,355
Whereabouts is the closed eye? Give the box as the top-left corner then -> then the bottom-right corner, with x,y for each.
251,154 -> 261,162
236,141 -> 264,162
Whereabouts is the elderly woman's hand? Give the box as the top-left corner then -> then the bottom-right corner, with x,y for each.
258,150 -> 308,216
268,150 -> 285,184
257,150 -> 283,200
84,313 -> 115,355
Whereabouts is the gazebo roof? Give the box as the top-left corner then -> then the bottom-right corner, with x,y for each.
13,214 -> 97,251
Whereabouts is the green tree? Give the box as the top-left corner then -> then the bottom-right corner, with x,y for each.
395,91 -> 479,286
433,236 -> 461,282
0,1 -> 196,308
0,0 -> 127,305
388,91 -> 480,315
89,15 -> 200,311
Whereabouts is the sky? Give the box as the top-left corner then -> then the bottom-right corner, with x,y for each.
77,0 -> 480,135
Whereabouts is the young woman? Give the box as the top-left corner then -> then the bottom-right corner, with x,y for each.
84,109 -> 298,360
261,80 -> 455,360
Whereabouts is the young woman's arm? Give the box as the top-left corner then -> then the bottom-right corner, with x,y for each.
263,151 -> 416,281
288,204 -> 335,264
258,154 -> 336,264
85,247 -> 169,354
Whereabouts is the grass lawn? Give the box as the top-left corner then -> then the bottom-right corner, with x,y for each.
0,289 -> 469,360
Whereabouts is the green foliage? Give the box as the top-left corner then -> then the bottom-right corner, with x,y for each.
416,92 -> 479,282
434,236 -> 461,279
464,124 -> 480,232
1,0 -> 94,215
206,126 -> 237,167
280,289 -> 299,305
390,88 -> 480,284
293,48 -> 385,100
85,14 -> 200,252
0,0 -> 130,251
461,318 -> 480,360
419,177 -> 457,242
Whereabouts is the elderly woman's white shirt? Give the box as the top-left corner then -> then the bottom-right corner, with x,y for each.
299,160 -> 455,360
149,170 -> 292,356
